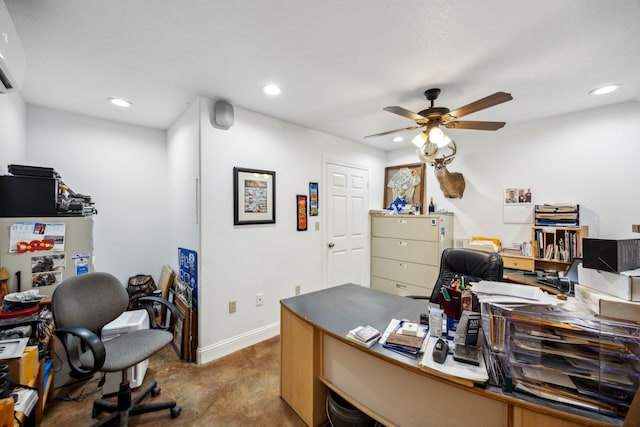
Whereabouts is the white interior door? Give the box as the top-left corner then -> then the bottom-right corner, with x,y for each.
326,162 -> 369,288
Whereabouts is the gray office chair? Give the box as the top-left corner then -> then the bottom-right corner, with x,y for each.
52,272 -> 182,426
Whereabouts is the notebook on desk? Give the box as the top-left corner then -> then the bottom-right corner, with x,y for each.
537,258 -> 581,293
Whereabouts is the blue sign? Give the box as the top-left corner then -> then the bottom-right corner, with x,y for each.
178,247 -> 198,309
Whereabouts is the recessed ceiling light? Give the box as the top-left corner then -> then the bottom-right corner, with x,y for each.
589,85 -> 620,95
108,97 -> 132,107
263,84 -> 281,96
392,136 -> 404,143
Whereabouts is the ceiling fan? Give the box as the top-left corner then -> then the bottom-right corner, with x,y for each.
365,88 -> 513,162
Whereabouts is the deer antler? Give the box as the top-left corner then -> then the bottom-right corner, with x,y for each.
432,141 -> 457,166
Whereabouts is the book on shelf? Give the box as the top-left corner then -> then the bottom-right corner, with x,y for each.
346,325 -> 381,348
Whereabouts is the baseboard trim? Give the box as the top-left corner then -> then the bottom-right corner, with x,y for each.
196,321 -> 280,365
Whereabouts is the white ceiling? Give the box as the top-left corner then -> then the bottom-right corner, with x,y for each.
5,0 -> 640,151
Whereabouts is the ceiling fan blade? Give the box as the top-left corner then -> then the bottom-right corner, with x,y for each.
383,106 -> 425,121
364,125 -> 422,138
443,92 -> 513,121
444,121 -> 506,131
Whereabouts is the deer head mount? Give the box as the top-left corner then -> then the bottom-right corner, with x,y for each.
427,141 -> 466,199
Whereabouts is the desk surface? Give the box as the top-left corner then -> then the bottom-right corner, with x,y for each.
503,268 -> 569,295
281,284 -> 622,426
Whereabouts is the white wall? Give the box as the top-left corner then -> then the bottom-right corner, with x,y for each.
196,98 -> 387,363
388,101 -> 640,247
25,106 -> 170,284
0,90 -> 27,172
166,99 -> 201,304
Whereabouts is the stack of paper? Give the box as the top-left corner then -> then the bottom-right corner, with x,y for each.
12,387 -> 38,415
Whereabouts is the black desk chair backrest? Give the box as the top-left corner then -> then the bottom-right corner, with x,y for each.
430,248 -> 504,304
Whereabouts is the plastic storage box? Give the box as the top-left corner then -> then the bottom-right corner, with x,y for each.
480,302 -> 640,419
101,309 -> 150,395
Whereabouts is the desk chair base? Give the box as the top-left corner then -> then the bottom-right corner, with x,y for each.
92,380 -> 181,427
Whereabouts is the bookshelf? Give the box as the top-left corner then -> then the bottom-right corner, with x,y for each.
502,225 -> 589,273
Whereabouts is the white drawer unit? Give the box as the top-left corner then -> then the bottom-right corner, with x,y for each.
370,213 -> 453,297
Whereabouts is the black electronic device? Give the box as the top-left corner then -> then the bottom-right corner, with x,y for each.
453,343 -> 481,366
536,258 -> 581,294
432,338 -> 449,364
0,175 -> 57,217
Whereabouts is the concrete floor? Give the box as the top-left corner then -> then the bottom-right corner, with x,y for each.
41,335 -> 306,426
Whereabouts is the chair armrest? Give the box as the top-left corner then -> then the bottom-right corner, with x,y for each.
137,296 -> 180,332
54,326 -> 105,378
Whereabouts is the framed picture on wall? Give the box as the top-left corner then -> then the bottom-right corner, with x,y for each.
384,163 -> 425,213
233,167 -> 276,225
297,195 -> 308,231
309,182 -> 318,217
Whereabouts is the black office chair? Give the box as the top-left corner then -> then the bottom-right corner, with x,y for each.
429,248 -> 504,304
52,272 -> 182,426
405,248 -> 503,305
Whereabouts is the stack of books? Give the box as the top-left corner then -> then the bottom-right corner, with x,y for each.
346,325 -> 381,348
12,386 -> 38,416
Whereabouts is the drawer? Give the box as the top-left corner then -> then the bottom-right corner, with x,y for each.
371,276 -> 432,298
502,255 -> 535,271
371,216 -> 440,241
371,237 -> 439,265
371,256 -> 439,288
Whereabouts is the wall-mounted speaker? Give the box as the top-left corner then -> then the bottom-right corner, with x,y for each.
213,100 -> 234,130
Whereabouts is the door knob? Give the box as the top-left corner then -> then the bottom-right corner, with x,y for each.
328,242 -> 335,248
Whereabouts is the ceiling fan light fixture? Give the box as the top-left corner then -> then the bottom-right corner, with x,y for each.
411,131 -> 427,147
428,126 -> 452,148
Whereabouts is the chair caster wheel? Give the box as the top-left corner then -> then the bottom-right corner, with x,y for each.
151,386 -> 161,397
171,406 -> 182,418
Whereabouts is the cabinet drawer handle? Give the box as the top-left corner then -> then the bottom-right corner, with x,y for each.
399,263 -> 407,268
397,241 -> 408,246
397,219 -> 407,224
395,284 -> 407,290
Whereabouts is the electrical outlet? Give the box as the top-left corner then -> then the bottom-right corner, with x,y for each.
229,301 -> 236,313
256,293 -> 264,306
315,221 -> 320,231
295,284 -> 301,296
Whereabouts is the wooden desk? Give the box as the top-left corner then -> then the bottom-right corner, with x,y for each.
503,268 -> 567,296
280,284 -> 622,427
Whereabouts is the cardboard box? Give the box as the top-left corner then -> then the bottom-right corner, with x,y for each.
583,238 -> 640,273
575,284 -> 640,322
578,264 -> 640,301
4,345 -> 39,385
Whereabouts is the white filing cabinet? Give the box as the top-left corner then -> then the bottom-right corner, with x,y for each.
370,213 -> 453,297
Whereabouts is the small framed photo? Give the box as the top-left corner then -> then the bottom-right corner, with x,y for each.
504,187 -> 532,205
297,195 -> 308,231
233,167 -> 276,225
